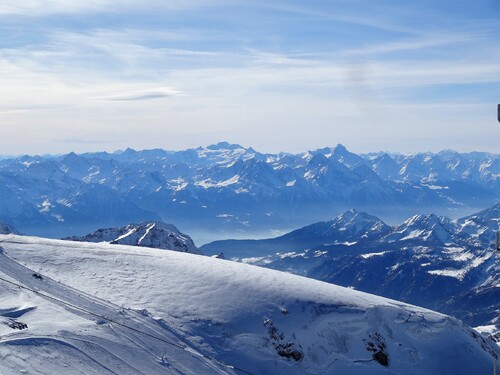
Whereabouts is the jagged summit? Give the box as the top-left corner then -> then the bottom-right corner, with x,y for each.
320,209 -> 390,240
462,202 -> 500,223
331,208 -> 370,225
388,213 -> 455,244
64,221 -> 200,254
123,147 -> 136,153
332,143 -> 349,154
206,141 -> 245,150
63,151 -> 79,159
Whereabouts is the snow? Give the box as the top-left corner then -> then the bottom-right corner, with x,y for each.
427,253 -> 493,280
0,242 -> 228,374
314,250 -> 328,257
400,230 -> 425,241
427,269 -> 467,280
235,187 -> 249,194
0,234 -> 498,374
277,251 -> 303,259
138,223 -> 155,245
113,227 -> 138,242
38,199 -> 53,213
172,182 -> 189,191
195,175 -> 240,189
361,251 -> 387,259
241,256 -> 273,265
56,198 -> 72,207
52,214 -> 65,222
475,325 -> 499,336
303,171 -> 315,180
166,177 -> 189,192
216,213 -> 234,218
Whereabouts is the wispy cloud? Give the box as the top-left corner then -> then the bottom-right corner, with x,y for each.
0,0 -> 498,155
0,0 -> 117,15
261,2 -> 423,36
342,33 -> 477,57
0,0 -> 227,16
94,87 -> 183,102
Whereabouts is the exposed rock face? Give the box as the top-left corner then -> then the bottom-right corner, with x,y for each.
65,221 -> 200,254
0,223 -> 19,235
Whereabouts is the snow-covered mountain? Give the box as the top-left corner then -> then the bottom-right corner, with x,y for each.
202,204 -> 500,331
202,209 -> 390,258
383,213 -> 457,245
0,143 -> 497,241
456,203 -> 500,247
65,221 -> 200,254
0,234 -> 497,374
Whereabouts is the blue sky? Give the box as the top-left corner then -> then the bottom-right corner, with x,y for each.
0,0 -> 498,155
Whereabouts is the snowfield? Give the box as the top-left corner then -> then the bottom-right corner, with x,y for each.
0,234 -> 498,374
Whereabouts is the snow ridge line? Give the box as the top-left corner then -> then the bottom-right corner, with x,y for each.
0,274 -> 255,375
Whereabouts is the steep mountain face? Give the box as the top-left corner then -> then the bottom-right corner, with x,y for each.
0,143 -> 497,241
202,205 -> 500,331
0,234 -> 497,374
0,223 -> 18,235
65,221 -> 200,254
455,203 -> 500,246
383,214 -> 458,245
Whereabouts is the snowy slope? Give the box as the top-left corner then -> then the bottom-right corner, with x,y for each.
64,221 -> 200,254
211,205 -> 500,329
0,244 -> 228,374
0,234 -> 498,374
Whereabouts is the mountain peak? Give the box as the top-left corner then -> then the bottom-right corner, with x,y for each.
404,213 -> 441,226
338,208 -> 359,218
325,209 -> 390,239
391,213 -> 455,244
122,147 -> 137,154
62,151 -> 80,160
333,143 -> 348,154
334,209 -> 385,226
65,221 -> 200,254
206,141 -> 245,151
0,222 -> 19,235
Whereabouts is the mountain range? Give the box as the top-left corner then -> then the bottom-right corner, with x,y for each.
202,204 -> 500,331
0,143 -> 498,242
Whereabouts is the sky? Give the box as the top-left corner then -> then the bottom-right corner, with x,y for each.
0,0 -> 499,155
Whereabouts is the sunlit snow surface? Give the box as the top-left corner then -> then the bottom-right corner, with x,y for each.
0,234 -> 498,374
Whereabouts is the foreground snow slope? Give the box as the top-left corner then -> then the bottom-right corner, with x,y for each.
0,234 -> 498,374
0,244 -> 228,374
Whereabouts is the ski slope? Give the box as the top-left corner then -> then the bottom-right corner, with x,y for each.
0,234 -> 498,374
